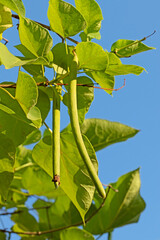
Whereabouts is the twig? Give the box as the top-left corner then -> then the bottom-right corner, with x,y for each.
0,187 -> 111,236
2,37 -> 9,45
11,14 -> 79,44
0,79 -> 126,92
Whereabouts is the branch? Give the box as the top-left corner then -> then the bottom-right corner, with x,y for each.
11,14 -> 79,44
0,187 -> 112,236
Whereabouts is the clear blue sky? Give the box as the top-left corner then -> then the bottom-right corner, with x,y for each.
1,0 -> 159,239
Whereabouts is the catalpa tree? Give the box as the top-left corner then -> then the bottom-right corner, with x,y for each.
0,0 -> 155,239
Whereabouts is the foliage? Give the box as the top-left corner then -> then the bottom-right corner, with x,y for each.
0,0 -> 154,239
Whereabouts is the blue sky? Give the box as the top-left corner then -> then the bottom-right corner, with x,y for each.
0,0 -> 159,239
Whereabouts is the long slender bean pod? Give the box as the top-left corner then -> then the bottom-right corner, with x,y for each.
52,87 -> 61,188
68,52 -> 106,198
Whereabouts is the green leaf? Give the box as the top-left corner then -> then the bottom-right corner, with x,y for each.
0,43 -> 31,69
84,169 -> 146,234
0,134 -> 15,199
0,232 -> 6,240
16,71 -> 38,114
81,118 -> 139,152
104,52 -> 145,76
76,42 -> 109,70
111,39 -> 155,58
48,0 -> 86,38
51,43 -> 74,72
0,87 -> 37,146
63,76 -> 94,124
11,209 -> 39,232
15,71 -> 42,127
32,131 -> 98,221
19,17 -> 53,57
105,64 -> 145,76
22,129 -> 41,146
36,89 -> 50,123
0,0 -> 25,17
88,71 -> 115,95
0,3 -> 12,35
60,228 -> 95,240
75,0 -> 103,36
22,166 -> 63,198
33,196 -> 82,231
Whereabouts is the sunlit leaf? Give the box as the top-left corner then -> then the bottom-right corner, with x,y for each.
84,169 -> 146,234
60,228 -> 95,240
111,39 -> 155,58
81,118 -> 139,152
0,3 -> 12,36
105,64 -> 145,76
75,0 -> 103,37
48,0 -> 86,38
32,132 -> 98,221
76,42 -> 109,70
19,17 -> 53,57
0,0 -> 25,17
88,71 -> 115,95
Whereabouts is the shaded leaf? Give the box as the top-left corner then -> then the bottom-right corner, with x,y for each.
0,232 -> 6,240
0,0 -> 25,17
51,43 -> 74,72
22,129 -> 41,146
76,42 -> 108,70
33,196 -> 81,231
81,118 -> 139,152
19,17 -> 53,57
0,87 -> 37,146
0,3 -> 12,36
11,209 -> 39,232
0,134 -> 15,199
36,89 -> 50,123
111,39 -> 155,58
32,131 -> 98,221
60,228 -> 95,240
75,0 -> 103,36
48,0 -> 86,38
84,169 -> 146,234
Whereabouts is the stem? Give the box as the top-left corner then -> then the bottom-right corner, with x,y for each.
52,87 -> 61,188
68,53 -> 106,199
108,232 -> 112,240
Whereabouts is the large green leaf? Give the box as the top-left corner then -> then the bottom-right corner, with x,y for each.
51,43 -> 74,72
32,131 -> 98,221
15,71 -> 42,127
111,39 -> 155,58
0,4 -> 12,36
75,0 -> 103,37
0,134 -> 15,199
19,17 -> 53,57
76,42 -> 109,70
33,196 -> 82,231
88,71 -> 115,95
0,0 -> 25,17
11,209 -> 39,232
0,87 -> 37,146
105,64 -> 145,76
81,118 -> 139,152
16,71 -> 38,114
48,0 -> 86,38
84,169 -> 146,234
60,228 -> 95,240
63,76 -> 94,124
